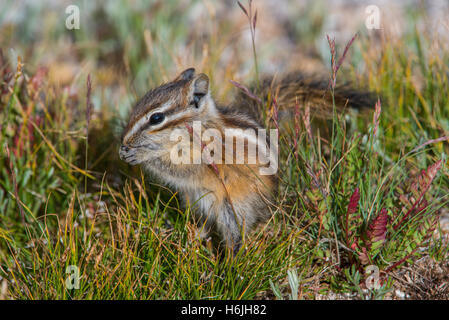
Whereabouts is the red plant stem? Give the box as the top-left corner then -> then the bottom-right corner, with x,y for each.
345,187 -> 360,247
229,80 -> 261,104
386,216 -> 438,273
385,247 -> 417,274
394,183 -> 431,231
394,160 -> 442,230
335,33 -> 358,74
410,136 -> 449,154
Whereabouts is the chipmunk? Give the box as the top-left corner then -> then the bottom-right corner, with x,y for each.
119,67 -> 374,253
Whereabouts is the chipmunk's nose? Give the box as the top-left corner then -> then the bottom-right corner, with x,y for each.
119,145 -> 130,161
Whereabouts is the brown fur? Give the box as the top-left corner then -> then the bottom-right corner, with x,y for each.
119,68 -> 374,253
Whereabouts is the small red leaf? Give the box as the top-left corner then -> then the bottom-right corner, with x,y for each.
347,187 -> 360,214
359,247 -> 370,265
368,208 -> 389,243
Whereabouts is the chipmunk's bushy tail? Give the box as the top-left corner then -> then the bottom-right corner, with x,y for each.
231,71 -> 377,124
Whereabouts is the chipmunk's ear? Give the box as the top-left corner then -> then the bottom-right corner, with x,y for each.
193,73 -> 209,95
176,68 -> 196,81
188,73 -> 210,109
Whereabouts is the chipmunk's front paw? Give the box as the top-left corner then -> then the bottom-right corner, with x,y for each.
119,145 -> 144,165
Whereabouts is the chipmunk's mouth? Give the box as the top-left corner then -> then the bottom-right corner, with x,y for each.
119,143 -> 162,165
119,145 -> 142,165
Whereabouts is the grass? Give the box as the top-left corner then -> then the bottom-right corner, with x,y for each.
0,0 -> 448,299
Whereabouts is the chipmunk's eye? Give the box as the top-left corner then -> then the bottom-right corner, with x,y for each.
191,93 -> 205,108
149,112 -> 165,125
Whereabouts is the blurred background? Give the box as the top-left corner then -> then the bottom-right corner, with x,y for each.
2,0 -> 449,116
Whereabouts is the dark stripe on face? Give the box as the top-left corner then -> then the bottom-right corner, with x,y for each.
141,114 -> 192,135
123,79 -> 191,137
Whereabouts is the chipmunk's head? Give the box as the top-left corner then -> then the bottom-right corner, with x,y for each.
119,68 -> 216,166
